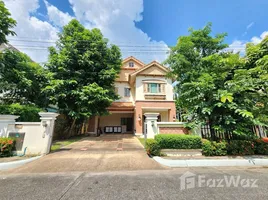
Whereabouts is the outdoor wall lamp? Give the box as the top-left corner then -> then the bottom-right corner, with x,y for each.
138,114 -> 141,121
42,121 -> 48,127
173,115 -> 176,121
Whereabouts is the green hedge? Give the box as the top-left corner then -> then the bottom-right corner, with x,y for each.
155,134 -> 202,149
0,138 -> 15,157
145,139 -> 160,156
254,139 -> 268,155
227,140 -> 255,156
0,103 -> 42,122
202,139 -> 268,156
202,139 -> 227,156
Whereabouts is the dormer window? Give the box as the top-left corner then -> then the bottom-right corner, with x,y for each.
129,62 -> 134,67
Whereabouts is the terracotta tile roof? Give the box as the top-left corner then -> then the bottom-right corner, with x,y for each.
108,102 -> 134,111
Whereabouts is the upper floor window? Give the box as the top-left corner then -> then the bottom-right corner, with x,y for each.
129,62 -> 134,67
144,83 -> 165,93
114,87 -> 119,94
148,83 -> 161,93
124,88 -> 131,97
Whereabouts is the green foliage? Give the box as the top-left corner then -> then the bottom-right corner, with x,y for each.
45,19 -> 122,119
0,103 -> 42,122
155,134 -> 202,149
227,140 -> 255,156
0,50 -> 49,108
202,139 -> 227,156
145,139 -> 161,156
0,1 -> 16,44
0,137 -> 15,157
166,23 -> 268,135
254,139 -> 268,155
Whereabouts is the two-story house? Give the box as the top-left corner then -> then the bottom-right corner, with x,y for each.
87,56 -> 176,136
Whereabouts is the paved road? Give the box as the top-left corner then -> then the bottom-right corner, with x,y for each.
6,134 -> 164,173
0,167 -> 267,200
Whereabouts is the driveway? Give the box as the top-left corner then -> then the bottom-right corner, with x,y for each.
6,134 -> 164,173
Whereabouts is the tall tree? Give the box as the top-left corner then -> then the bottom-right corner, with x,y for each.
166,23 -> 268,137
45,19 -> 122,122
0,0 -> 16,44
0,49 -> 49,108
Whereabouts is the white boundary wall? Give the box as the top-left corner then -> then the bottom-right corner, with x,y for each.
0,112 -> 59,155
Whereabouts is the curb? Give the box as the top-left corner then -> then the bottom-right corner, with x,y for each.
153,156 -> 268,167
0,156 -> 42,170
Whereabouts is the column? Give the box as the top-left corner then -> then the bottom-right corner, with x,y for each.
144,113 -> 159,139
0,115 -> 19,137
39,112 -> 59,154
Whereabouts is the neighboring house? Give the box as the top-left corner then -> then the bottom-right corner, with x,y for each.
0,43 -> 19,52
87,56 -> 176,136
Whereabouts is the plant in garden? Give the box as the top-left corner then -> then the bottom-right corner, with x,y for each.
0,137 -> 15,157
227,140 -> 255,156
165,23 -> 268,137
145,139 -> 161,156
155,134 -> 202,149
254,139 -> 268,155
202,139 -> 227,156
0,103 -> 42,122
44,19 -> 122,134
0,0 -> 16,44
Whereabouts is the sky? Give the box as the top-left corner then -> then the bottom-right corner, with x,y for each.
3,0 -> 268,64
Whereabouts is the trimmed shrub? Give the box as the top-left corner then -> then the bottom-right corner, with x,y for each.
155,134 -> 202,149
0,103 -> 42,122
227,140 -> 255,156
145,139 -> 160,156
0,138 -> 15,157
254,139 -> 268,155
202,139 -> 227,156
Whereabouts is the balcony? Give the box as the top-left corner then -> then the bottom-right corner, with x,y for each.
144,93 -> 166,100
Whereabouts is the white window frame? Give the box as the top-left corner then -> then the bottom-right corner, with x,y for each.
124,88 -> 131,97
147,83 -> 161,93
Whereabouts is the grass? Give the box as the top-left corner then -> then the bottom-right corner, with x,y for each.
138,138 -> 145,147
51,135 -> 86,152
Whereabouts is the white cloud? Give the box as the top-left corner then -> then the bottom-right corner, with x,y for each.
3,0 -> 58,63
44,0 -> 73,27
68,0 -> 169,63
229,31 -> 268,54
4,0 -> 169,63
251,31 -> 268,44
246,22 -> 254,30
228,40 -> 246,53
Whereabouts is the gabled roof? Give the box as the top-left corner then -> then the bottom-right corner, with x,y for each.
122,56 -> 145,66
130,61 -> 169,76
129,61 -> 169,84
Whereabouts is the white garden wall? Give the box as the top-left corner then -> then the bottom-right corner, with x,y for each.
0,112 -> 59,155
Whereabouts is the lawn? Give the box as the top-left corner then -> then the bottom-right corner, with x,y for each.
51,135 -> 86,151
138,138 -> 145,147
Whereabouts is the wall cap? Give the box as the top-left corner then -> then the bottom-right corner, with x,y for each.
39,112 -> 59,120
157,122 -> 186,127
0,115 -> 19,121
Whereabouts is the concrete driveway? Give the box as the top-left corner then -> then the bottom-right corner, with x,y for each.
6,134 -> 164,173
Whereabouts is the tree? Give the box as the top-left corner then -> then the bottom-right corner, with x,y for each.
0,1 -> 16,44
165,23 -> 268,137
45,19 -> 122,129
0,49 -> 49,108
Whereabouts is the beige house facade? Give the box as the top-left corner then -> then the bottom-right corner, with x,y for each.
87,56 -> 176,136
